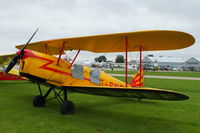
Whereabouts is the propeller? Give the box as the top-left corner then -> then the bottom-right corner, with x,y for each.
4,29 -> 39,73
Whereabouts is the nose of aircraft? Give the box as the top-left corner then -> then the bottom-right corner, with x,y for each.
16,50 -> 21,55
4,29 -> 39,74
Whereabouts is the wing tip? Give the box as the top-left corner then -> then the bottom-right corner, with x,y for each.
175,93 -> 189,101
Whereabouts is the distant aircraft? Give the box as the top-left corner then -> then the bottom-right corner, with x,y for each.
75,60 -> 93,67
3,29 -> 195,114
0,53 -> 15,68
0,54 -> 24,80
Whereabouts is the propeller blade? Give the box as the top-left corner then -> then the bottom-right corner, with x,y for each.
4,28 -> 39,73
21,28 -> 39,50
4,55 -> 20,73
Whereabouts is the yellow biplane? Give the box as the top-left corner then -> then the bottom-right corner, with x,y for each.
4,29 -> 195,114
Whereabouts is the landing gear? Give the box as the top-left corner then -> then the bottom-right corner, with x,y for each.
60,101 -> 75,114
33,87 -> 52,107
60,90 -> 75,114
33,95 -> 45,107
33,82 -> 75,114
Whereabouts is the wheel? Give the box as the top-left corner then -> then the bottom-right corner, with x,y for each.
33,95 -> 46,107
60,101 -> 75,114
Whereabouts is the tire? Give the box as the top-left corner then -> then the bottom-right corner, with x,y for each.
60,101 -> 75,114
33,95 -> 46,107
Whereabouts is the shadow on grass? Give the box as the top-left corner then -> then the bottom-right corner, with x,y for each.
10,93 -> 196,133
74,102 -> 194,133
22,93 -> 165,115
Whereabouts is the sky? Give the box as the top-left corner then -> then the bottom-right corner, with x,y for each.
0,0 -> 199,62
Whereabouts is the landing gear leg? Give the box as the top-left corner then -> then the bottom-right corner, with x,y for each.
33,86 -> 53,107
33,83 -> 75,114
60,89 -> 75,114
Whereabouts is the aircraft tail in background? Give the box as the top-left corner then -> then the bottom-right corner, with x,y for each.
130,69 -> 144,87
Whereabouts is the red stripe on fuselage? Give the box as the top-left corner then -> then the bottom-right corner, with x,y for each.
22,49 -> 72,76
22,50 -> 103,84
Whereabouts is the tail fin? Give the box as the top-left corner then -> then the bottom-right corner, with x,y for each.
130,68 -> 144,87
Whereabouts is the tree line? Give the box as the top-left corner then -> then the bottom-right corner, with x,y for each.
94,55 -> 125,63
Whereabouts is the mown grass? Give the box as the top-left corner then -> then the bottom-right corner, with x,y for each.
105,70 -> 200,78
0,79 -> 200,133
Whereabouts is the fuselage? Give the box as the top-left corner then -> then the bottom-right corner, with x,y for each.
19,49 -> 129,88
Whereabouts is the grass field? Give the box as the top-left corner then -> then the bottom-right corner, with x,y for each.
0,78 -> 200,133
105,70 -> 200,78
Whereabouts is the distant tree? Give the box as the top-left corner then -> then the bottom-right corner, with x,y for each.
94,55 -> 107,63
98,55 -> 107,62
94,57 -> 99,62
115,55 -> 124,63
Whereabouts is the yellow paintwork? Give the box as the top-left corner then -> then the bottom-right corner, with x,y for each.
17,49 -> 189,100
9,69 -> 20,75
0,69 -> 20,76
19,50 -> 178,92
20,50 -> 128,88
12,30 -> 194,100
16,30 -> 195,55
0,53 -> 15,68
0,53 -> 23,77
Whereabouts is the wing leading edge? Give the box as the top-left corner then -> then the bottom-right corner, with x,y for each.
66,86 -> 188,101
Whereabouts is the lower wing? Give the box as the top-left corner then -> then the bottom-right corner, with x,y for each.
65,86 -> 188,101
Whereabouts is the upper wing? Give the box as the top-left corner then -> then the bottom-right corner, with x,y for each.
66,86 -> 188,101
0,54 -> 16,67
16,30 -> 195,55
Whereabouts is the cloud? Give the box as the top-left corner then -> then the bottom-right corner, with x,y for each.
0,0 -> 199,60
